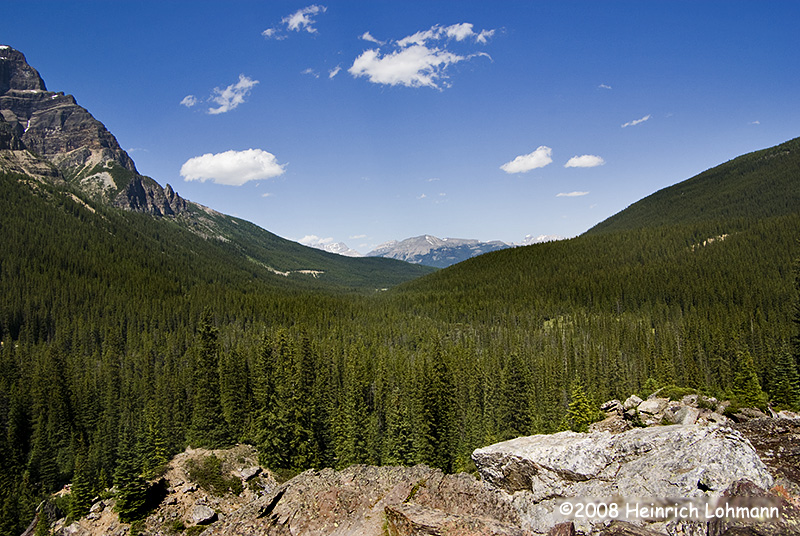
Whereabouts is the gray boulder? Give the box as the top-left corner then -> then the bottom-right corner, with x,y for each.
472,424 -> 772,534
190,504 -> 217,525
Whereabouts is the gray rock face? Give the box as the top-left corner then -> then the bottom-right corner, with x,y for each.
0,45 -> 188,216
0,46 -> 46,93
472,425 -> 772,534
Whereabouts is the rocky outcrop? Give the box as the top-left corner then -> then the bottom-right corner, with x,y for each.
472,425 -> 774,534
592,392 -> 733,433
203,464 -> 525,536
0,45 -> 188,215
113,177 -> 189,216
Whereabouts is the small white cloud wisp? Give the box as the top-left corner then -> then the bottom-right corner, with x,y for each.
557,191 -> 590,197
564,155 -> 605,168
621,114 -> 651,128
180,149 -> 286,186
208,75 -> 259,115
500,146 -> 553,174
180,95 -> 198,108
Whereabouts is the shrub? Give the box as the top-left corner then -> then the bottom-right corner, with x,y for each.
185,455 -> 243,496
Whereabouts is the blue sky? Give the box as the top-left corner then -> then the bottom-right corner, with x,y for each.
3,1 -> 799,253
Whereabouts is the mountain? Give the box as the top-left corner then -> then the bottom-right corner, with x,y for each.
394,137 -> 800,333
586,136 -> 800,234
0,45 -> 432,292
367,235 -> 511,268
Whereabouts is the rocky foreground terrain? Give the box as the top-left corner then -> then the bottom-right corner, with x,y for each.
26,391 -> 800,536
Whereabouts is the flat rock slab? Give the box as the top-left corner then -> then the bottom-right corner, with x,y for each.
472,425 -> 772,534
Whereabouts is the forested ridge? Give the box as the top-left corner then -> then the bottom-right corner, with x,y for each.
1,135 -> 800,533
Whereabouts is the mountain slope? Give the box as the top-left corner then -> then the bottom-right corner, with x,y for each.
393,136 -> 800,331
586,136 -> 800,234
0,45 -> 432,292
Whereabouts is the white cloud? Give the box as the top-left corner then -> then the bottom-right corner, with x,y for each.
621,114 -> 651,128
208,75 -> 259,115
750,120 -> 760,125
349,45 -> 465,89
302,68 -> 320,78
350,234 -> 366,239
500,146 -> 553,174
261,28 -> 286,40
598,83 -> 612,90
283,5 -> 327,34
263,5 -> 327,40
418,193 -> 427,199
564,154 -> 605,168
299,234 -> 334,246
557,191 -> 590,197
350,22 -> 494,89
360,31 -> 384,45
180,95 -> 198,107
328,65 -> 341,78
180,149 -> 286,186
261,192 -> 274,198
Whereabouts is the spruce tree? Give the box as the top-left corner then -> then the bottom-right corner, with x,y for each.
566,379 -> 596,432
770,348 -> 800,410
188,311 -> 230,449
731,349 -> 768,410
113,424 -> 146,523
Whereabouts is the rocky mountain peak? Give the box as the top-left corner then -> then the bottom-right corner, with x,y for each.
0,46 -> 189,216
0,46 -> 47,93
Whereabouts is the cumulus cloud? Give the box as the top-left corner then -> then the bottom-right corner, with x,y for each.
500,146 -> 553,174
349,22 -> 494,89
208,75 -> 259,115
350,45 -> 465,89
263,5 -> 327,39
564,154 -> 605,168
180,149 -> 286,186
180,95 -> 198,107
621,114 -> 651,128
557,191 -> 590,197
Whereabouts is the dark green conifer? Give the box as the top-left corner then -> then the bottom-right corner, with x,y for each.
188,310 -> 230,449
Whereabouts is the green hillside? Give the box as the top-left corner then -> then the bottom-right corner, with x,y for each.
587,136 -> 800,234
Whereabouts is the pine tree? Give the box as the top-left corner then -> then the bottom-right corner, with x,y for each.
770,348 -> 800,410
731,349 -> 768,410
69,447 -> 93,520
188,310 -> 230,449
113,423 -> 146,523
566,379 -> 596,433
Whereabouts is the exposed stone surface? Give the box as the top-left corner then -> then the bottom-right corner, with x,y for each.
202,464 -> 521,536
734,418 -> 800,495
0,45 -> 188,215
385,503 -> 534,536
472,425 -> 773,534
598,521 -> 668,535
189,504 -> 217,525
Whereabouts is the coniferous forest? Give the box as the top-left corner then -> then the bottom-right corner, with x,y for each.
1,135 -> 800,533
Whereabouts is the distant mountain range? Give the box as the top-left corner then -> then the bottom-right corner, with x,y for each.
305,234 -> 564,268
